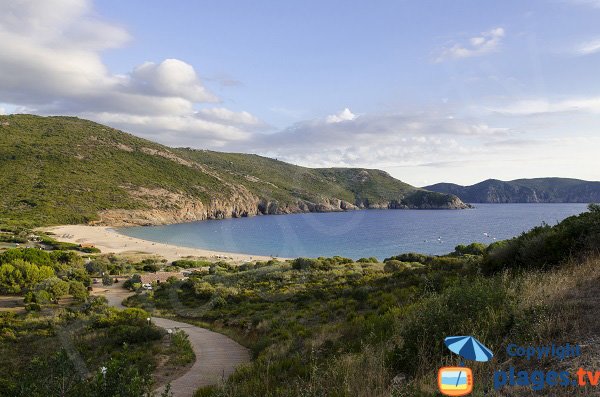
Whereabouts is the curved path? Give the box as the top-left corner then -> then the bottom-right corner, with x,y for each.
95,285 -> 250,397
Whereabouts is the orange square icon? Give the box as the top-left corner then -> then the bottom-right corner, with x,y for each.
438,366 -> 473,396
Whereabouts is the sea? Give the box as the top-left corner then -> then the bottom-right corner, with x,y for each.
116,203 -> 589,260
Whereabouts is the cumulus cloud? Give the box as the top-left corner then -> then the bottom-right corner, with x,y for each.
325,108 -> 357,123
130,60 -> 218,103
575,39 -> 600,55
0,0 -> 262,147
436,27 -> 505,62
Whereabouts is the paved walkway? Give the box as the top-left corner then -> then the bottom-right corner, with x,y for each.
95,285 -> 250,397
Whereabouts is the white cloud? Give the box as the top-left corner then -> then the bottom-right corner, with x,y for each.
436,27 -> 505,62
325,108 -> 357,123
85,112 -> 252,147
196,107 -> 264,128
575,39 -> 600,55
483,97 -> 600,115
0,0 -> 262,147
228,111 -> 517,172
130,60 -> 218,103
0,107 -> 5,115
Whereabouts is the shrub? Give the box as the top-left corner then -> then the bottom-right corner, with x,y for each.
453,242 -> 487,256
383,260 -> 406,272
35,277 -> 69,301
102,274 -> 113,286
357,257 -> 379,263
291,257 -> 331,270
69,280 -> 88,301
85,260 -> 108,275
33,290 -> 52,304
142,263 -> 160,273
169,330 -> 195,365
384,252 -> 429,264
390,277 -> 513,376
171,259 -> 212,268
482,208 -> 600,273
25,303 -> 41,312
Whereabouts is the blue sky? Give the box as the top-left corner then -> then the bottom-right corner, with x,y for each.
1,0 -> 600,185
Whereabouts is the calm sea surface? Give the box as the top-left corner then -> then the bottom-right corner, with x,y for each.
116,204 -> 588,260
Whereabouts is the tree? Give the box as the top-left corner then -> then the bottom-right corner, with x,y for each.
85,260 -> 108,275
36,277 -> 70,302
69,280 -> 88,302
0,260 -> 54,293
66,267 -> 91,286
50,250 -> 83,267
102,274 -> 113,286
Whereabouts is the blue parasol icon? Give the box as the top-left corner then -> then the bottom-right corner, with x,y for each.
444,336 -> 493,362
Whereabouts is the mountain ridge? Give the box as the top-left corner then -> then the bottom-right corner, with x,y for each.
0,114 -> 467,226
424,178 -> 600,203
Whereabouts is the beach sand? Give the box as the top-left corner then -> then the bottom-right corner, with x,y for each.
42,225 -> 275,263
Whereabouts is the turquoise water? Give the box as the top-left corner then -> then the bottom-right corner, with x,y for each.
116,204 -> 588,260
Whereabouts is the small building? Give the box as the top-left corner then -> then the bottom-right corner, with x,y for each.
140,272 -> 186,285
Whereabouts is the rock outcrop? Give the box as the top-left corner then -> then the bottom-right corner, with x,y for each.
98,187 -> 467,227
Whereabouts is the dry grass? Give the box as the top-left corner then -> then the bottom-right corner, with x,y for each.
514,255 -> 600,343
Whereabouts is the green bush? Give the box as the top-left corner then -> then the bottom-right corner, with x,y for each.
384,252 -> 429,264
383,260 -> 406,272
69,280 -> 88,301
142,263 -> 160,273
85,260 -> 108,275
25,303 -> 41,312
35,277 -> 69,301
102,274 -> 113,286
390,277 -> 513,375
482,206 -> 600,273
172,259 -> 212,268
453,242 -> 487,256
291,257 -> 332,270
357,257 -> 379,263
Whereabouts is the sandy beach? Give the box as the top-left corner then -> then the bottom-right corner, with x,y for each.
42,225 -> 275,263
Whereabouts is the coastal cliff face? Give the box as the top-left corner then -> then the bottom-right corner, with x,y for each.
0,115 -> 469,226
98,189 -> 467,227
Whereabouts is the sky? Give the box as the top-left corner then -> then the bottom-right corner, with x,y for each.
1,0 -> 600,186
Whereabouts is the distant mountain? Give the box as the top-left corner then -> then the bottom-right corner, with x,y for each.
424,178 -> 600,203
0,115 -> 467,226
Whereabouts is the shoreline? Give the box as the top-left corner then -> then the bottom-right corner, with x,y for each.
43,225 -> 276,263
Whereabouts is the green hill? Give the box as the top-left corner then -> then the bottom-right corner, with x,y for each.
0,114 -> 466,226
424,178 -> 600,203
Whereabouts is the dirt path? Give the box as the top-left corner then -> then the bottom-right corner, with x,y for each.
94,285 -> 250,397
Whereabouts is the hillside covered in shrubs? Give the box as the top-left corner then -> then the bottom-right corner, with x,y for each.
124,204 -> 600,396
